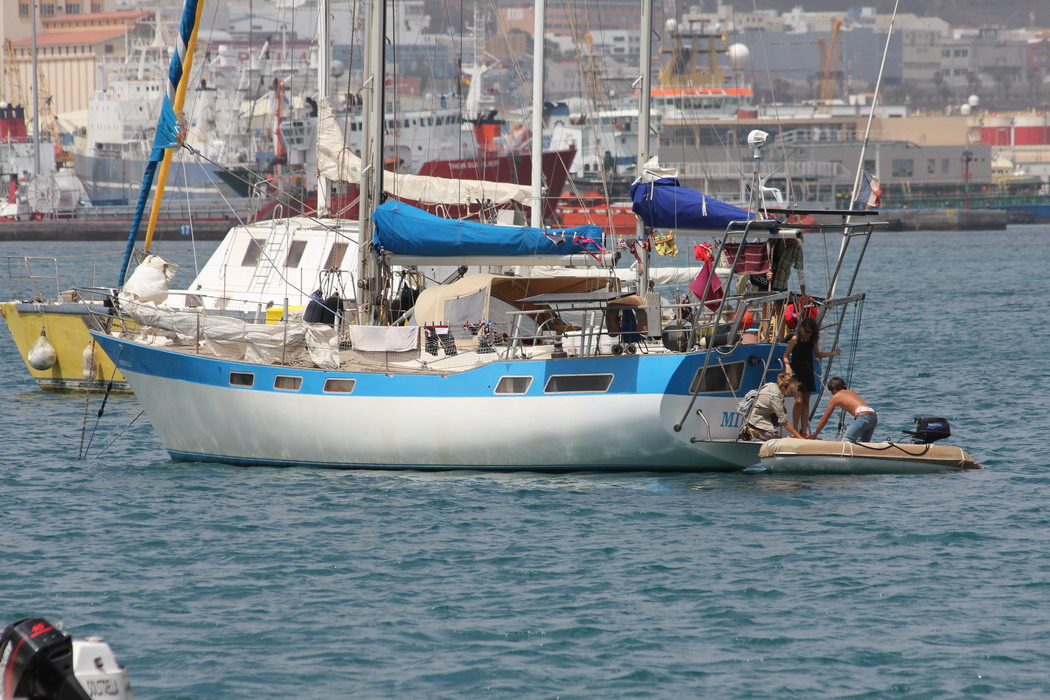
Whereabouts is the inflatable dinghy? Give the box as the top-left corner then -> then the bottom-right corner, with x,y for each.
758,438 -> 983,475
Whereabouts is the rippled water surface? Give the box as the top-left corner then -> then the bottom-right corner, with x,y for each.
1,229 -> 1048,698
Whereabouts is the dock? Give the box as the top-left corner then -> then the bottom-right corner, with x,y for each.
883,207 -> 1008,231
0,219 -> 235,242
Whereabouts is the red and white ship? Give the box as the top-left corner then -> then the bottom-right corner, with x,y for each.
313,104 -> 576,222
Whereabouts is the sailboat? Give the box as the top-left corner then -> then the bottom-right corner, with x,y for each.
87,0 -> 882,471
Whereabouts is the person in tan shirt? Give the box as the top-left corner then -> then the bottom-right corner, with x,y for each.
810,376 -> 878,443
746,373 -> 804,441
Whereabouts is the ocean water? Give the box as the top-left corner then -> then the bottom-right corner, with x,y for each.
1,228 -> 1048,698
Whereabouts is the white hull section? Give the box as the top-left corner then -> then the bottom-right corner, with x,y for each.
124,369 -> 760,471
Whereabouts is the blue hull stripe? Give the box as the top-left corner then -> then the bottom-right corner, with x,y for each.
93,333 -> 786,400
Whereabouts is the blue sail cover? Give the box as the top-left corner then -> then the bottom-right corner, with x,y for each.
372,201 -> 605,257
631,177 -> 755,230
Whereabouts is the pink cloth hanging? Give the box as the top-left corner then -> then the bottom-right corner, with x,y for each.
689,262 -> 724,312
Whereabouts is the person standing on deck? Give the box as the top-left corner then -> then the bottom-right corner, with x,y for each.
784,316 -> 840,436
810,377 -> 878,443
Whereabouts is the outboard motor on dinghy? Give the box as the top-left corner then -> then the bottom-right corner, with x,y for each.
1,618 -> 133,700
902,417 -> 951,444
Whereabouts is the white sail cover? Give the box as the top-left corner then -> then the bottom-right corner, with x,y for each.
635,156 -> 680,183
316,99 -> 532,207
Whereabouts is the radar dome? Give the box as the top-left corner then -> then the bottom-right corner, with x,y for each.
967,94 -> 979,107
727,44 -> 751,68
665,18 -> 677,33
959,104 -> 972,116
330,60 -> 345,78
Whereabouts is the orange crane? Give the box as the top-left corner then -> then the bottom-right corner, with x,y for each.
818,18 -> 843,103
35,67 -> 73,164
2,39 -> 28,113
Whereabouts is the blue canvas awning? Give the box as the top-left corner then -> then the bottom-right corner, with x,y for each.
371,201 -> 605,258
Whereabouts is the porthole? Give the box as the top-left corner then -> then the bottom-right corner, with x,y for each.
323,378 -> 356,393
229,372 -> 254,387
274,375 -> 302,391
543,374 -> 613,393
495,376 -> 533,394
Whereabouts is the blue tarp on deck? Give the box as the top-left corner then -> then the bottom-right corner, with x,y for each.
371,201 -> 605,257
631,177 -> 755,230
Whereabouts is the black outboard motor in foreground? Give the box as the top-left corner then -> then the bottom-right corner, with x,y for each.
0,619 -> 90,700
902,417 -> 952,444
1,618 -> 132,700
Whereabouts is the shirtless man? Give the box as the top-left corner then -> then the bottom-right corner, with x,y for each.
810,377 -> 878,443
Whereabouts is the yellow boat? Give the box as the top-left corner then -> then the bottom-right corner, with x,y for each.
1,297 -> 128,392
3,216 -> 362,392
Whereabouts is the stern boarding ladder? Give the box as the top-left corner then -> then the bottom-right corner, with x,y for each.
651,212 -> 884,441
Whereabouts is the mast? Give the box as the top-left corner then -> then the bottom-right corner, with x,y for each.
142,0 -> 206,252
317,0 -> 331,216
634,0 -> 654,294
529,0 -> 545,229
356,0 -> 386,322
116,0 -> 205,286
827,0 -> 899,302
31,0 -> 40,179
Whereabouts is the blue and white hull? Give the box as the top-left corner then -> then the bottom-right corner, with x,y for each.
92,333 -> 772,471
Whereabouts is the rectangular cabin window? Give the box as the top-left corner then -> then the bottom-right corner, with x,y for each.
229,372 -> 255,387
274,375 -> 302,391
323,378 -> 356,393
689,362 -> 744,394
241,238 -> 265,266
285,240 -> 308,268
324,242 -> 349,269
544,374 -> 613,394
495,376 -> 533,394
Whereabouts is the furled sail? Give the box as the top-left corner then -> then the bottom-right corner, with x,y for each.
371,201 -> 605,258
316,99 -> 531,206
631,177 -> 755,230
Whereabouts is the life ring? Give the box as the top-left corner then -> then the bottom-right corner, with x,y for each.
784,302 -> 817,329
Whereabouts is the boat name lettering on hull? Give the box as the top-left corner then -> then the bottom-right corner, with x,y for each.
721,411 -> 741,428
84,678 -> 121,696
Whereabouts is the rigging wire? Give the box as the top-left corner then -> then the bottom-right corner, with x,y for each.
93,412 -> 144,460
79,349 -> 123,461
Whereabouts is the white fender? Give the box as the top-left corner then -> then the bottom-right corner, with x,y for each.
28,332 -> 57,370
82,341 -> 97,380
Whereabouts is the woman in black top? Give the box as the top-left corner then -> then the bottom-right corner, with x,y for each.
784,317 -> 840,436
